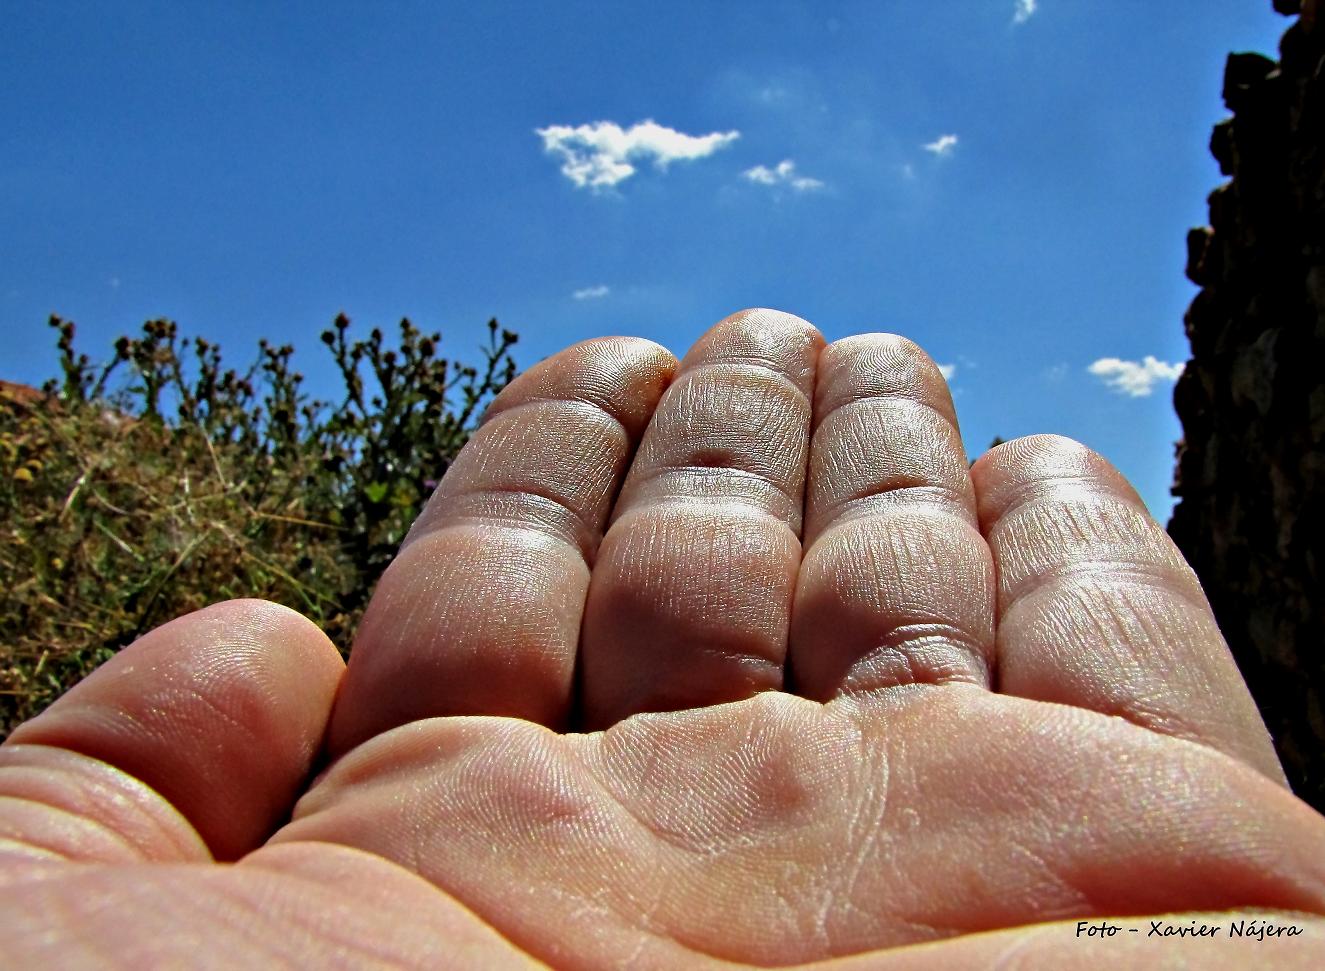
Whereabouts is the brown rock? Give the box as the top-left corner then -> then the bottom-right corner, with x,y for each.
0,380 -> 43,402
1171,2 -> 1325,812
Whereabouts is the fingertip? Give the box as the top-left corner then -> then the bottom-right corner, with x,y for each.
971,434 -> 1147,532
204,596 -> 347,668
13,598 -> 346,732
822,331 -> 929,360
680,309 -> 824,398
814,332 -> 958,427
481,336 -> 678,439
722,307 -> 819,333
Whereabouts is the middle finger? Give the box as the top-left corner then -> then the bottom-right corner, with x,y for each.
577,309 -> 822,729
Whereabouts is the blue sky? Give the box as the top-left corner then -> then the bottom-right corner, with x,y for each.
1,1 -> 1290,518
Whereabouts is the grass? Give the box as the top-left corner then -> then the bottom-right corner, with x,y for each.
0,313 -> 517,735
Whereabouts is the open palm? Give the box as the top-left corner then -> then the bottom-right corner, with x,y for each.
4,310 -> 1323,968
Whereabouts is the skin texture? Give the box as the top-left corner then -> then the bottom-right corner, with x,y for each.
2,309 -> 1323,968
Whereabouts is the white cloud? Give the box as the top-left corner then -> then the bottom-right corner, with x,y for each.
937,363 -> 957,381
536,119 -> 740,190
923,134 -> 959,157
572,285 -> 610,300
1013,0 -> 1038,25
1088,356 -> 1185,397
741,159 -> 825,192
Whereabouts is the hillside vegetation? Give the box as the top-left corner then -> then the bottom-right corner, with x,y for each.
0,314 -> 518,735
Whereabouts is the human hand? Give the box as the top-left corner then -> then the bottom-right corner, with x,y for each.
4,310 -> 1323,968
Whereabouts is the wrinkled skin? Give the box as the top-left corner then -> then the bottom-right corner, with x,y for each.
3,311 -> 1323,969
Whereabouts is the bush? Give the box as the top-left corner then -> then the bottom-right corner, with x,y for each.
0,313 -> 518,736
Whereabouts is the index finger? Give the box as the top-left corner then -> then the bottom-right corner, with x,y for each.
324,337 -> 676,757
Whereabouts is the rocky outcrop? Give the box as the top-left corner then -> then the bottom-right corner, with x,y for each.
1172,0 -> 1325,811
0,382 -> 45,407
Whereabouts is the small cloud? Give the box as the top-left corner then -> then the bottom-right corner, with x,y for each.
936,363 -> 957,381
1043,362 -> 1069,383
923,134 -> 959,157
741,159 -> 825,192
572,285 -> 610,300
108,276 -> 121,290
1088,356 -> 1185,397
1013,0 -> 1037,25
901,162 -> 917,180
536,119 -> 740,190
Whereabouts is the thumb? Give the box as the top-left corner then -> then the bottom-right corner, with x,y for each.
2,599 -> 343,862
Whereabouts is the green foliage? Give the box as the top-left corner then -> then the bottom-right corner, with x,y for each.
0,313 -> 518,736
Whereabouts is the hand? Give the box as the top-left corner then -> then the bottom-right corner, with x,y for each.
3,310 -> 1323,969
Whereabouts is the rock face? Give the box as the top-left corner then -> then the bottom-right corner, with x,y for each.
1171,0 -> 1325,811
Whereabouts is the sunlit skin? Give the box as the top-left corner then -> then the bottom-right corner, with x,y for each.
3,310 -> 1323,968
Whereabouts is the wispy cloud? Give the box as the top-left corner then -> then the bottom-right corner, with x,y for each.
572,285 -> 610,300
937,363 -> 957,381
741,159 -> 825,192
1013,0 -> 1037,25
1088,356 -> 1184,397
536,120 -> 740,190
923,134 -> 959,157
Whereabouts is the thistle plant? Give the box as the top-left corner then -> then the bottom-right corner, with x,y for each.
0,313 -> 518,735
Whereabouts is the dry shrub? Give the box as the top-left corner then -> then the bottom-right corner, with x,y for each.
0,314 -> 517,735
